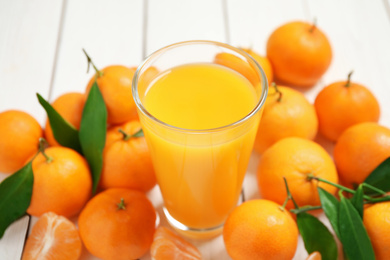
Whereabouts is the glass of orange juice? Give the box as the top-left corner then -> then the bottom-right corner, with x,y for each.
132,41 -> 268,238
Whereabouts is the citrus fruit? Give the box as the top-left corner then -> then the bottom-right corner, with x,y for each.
22,212 -> 81,260
150,226 -> 202,260
78,188 -> 156,260
363,201 -> 390,260
314,72 -> 380,141
214,52 -> 261,86
257,137 -> 338,209
223,199 -> 298,260
253,84 -> 318,154
306,251 -> 322,260
27,146 -> 92,217
267,20 -> 332,88
0,110 -> 43,173
100,120 -> 156,192
241,48 -> 273,85
85,64 -> 138,125
334,122 -> 390,187
44,92 -> 85,146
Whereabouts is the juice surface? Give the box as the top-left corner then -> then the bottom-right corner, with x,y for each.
143,63 -> 257,129
141,63 -> 261,230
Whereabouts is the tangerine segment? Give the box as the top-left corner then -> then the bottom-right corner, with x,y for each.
22,212 -> 81,260
151,226 -> 201,260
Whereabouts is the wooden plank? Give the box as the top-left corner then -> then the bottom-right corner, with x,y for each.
0,0 -> 63,124
50,0 -> 144,101
146,0 -> 226,55
306,0 -> 390,128
227,0 -> 308,55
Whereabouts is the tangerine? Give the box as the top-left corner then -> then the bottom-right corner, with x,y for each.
150,226 -> 202,260
334,122 -> 390,187
78,188 -> 156,260
22,212 -> 81,260
0,110 -> 42,173
253,84 -> 318,154
257,137 -> 338,209
223,199 -> 298,260
267,20 -> 332,88
27,145 -> 92,218
363,201 -> 390,260
100,120 -> 156,192
314,72 -> 380,141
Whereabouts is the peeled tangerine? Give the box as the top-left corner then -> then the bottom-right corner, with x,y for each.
151,226 -> 202,260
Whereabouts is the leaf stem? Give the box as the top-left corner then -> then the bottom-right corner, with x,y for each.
281,177 -> 299,209
38,138 -> 53,163
82,49 -> 103,77
118,128 -> 144,141
290,205 -> 322,214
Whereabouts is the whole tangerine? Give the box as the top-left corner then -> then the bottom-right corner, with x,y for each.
223,199 -> 298,260
363,201 -> 390,260
253,83 -> 318,154
99,120 -> 156,192
0,110 -> 43,174
334,122 -> 390,187
267,20 -> 332,88
83,50 -> 138,125
257,137 -> 338,209
27,145 -> 92,218
314,72 -> 380,141
78,188 -> 156,260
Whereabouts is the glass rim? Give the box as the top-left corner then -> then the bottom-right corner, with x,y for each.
132,40 -> 268,133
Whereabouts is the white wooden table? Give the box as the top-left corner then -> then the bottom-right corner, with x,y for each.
1,0 -> 390,259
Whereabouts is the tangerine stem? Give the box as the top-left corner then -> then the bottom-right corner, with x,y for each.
290,205 -> 322,214
345,71 -> 353,87
118,128 -> 144,141
117,198 -> 126,210
271,82 -> 282,102
361,183 -> 387,196
82,49 -> 103,77
38,138 -> 53,163
282,177 -> 299,209
309,17 -> 317,33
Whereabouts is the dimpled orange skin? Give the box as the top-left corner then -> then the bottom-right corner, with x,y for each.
27,146 -> 92,218
86,65 -> 138,125
314,80 -> 380,141
99,120 -> 157,192
267,21 -> 332,88
364,201 -> 390,260
44,92 -> 85,146
253,85 -> 318,154
223,199 -> 298,260
0,110 -> 43,173
334,122 -> 390,187
257,137 -> 338,209
78,188 -> 157,260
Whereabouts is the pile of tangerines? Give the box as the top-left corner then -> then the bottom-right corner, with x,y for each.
0,20 -> 389,260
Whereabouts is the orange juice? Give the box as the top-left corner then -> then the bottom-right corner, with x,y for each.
140,63 -> 261,230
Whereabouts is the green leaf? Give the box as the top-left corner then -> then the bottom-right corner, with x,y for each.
350,185 -> 364,219
0,162 -> 34,238
37,93 -> 82,153
131,128 -> 144,138
318,187 -> 340,239
338,195 -> 375,260
297,212 -> 338,260
364,157 -> 390,195
79,82 -> 107,194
